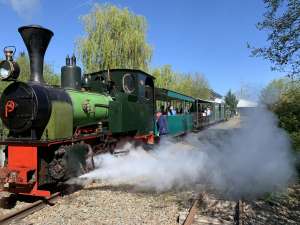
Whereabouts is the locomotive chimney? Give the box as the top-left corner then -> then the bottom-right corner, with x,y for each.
18,25 -> 53,83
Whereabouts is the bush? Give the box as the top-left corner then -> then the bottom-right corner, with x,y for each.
273,86 -> 300,152
261,80 -> 300,175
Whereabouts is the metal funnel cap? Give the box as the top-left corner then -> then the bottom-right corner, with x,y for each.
18,25 -> 54,83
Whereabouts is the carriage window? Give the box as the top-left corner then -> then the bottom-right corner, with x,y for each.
123,73 -> 135,94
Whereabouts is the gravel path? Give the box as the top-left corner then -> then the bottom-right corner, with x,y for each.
209,116 -> 240,130
17,181 -> 180,225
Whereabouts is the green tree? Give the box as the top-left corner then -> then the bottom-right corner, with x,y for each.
77,4 -> 152,73
151,65 -> 178,89
261,78 -> 300,152
274,84 -> 300,152
151,65 -> 211,99
225,90 -> 238,116
251,0 -> 300,77
175,72 -> 211,99
260,78 -> 290,108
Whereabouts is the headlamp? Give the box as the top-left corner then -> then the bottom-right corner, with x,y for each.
0,46 -> 20,81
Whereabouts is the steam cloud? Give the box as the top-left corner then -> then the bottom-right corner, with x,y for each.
81,107 -> 295,198
0,148 -> 3,167
1,0 -> 40,20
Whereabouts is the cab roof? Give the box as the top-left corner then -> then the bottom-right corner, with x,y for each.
84,68 -> 155,79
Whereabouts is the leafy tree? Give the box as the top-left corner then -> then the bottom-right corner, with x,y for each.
77,3 -> 212,99
44,64 -> 60,86
151,65 -> 211,99
260,78 -> 290,108
261,78 -> 300,152
273,84 -> 300,152
77,4 -> 152,73
175,72 -> 211,99
225,90 -> 238,116
151,65 -> 178,90
251,0 -> 300,77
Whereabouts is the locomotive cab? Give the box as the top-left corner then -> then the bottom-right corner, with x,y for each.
82,69 -> 155,138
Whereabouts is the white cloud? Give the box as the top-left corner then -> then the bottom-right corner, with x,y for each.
1,0 -> 41,20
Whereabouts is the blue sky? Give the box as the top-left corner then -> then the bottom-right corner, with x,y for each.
0,0 -> 283,96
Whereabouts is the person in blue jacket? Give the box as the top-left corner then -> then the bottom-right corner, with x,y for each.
156,111 -> 168,136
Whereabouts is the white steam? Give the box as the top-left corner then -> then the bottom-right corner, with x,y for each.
82,141 -> 208,192
0,148 -> 4,167
1,0 -> 40,20
81,107 -> 295,198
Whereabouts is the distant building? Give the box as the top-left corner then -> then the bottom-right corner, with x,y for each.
237,99 -> 257,116
209,89 -> 224,103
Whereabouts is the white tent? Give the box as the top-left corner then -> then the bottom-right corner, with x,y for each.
214,97 -> 225,104
237,99 -> 257,108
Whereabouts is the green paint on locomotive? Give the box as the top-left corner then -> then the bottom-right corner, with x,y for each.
66,90 -> 112,127
41,90 -> 112,140
109,92 -> 154,135
42,101 -> 73,140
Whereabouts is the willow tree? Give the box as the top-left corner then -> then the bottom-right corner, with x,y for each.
77,4 -> 152,73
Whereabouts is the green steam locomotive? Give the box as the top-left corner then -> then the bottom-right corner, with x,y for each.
0,25 -> 225,197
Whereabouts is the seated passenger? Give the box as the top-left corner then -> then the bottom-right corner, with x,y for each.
170,106 -> 176,115
184,106 -> 189,114
207,107 -> 211,117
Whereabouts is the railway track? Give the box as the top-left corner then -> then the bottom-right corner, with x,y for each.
182,193 -> 246,225
182,193 -> 203,225
0,192 -> 60,225
235,199 -> 245,225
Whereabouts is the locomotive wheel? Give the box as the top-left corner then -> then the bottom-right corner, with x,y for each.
0,194 -> 17,209
49,143 -> 94,181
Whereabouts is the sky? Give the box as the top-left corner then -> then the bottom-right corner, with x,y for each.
0,0 -> 283,97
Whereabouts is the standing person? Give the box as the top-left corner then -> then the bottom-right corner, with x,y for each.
156,111 -> 168,135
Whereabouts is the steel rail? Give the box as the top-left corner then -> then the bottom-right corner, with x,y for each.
236,199 -> 245,225
183,193 -> 203,225
0,192 -> 60,225
182,195 -> 246,225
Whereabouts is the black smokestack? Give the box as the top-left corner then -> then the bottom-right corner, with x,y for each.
18,25 -> 53,83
